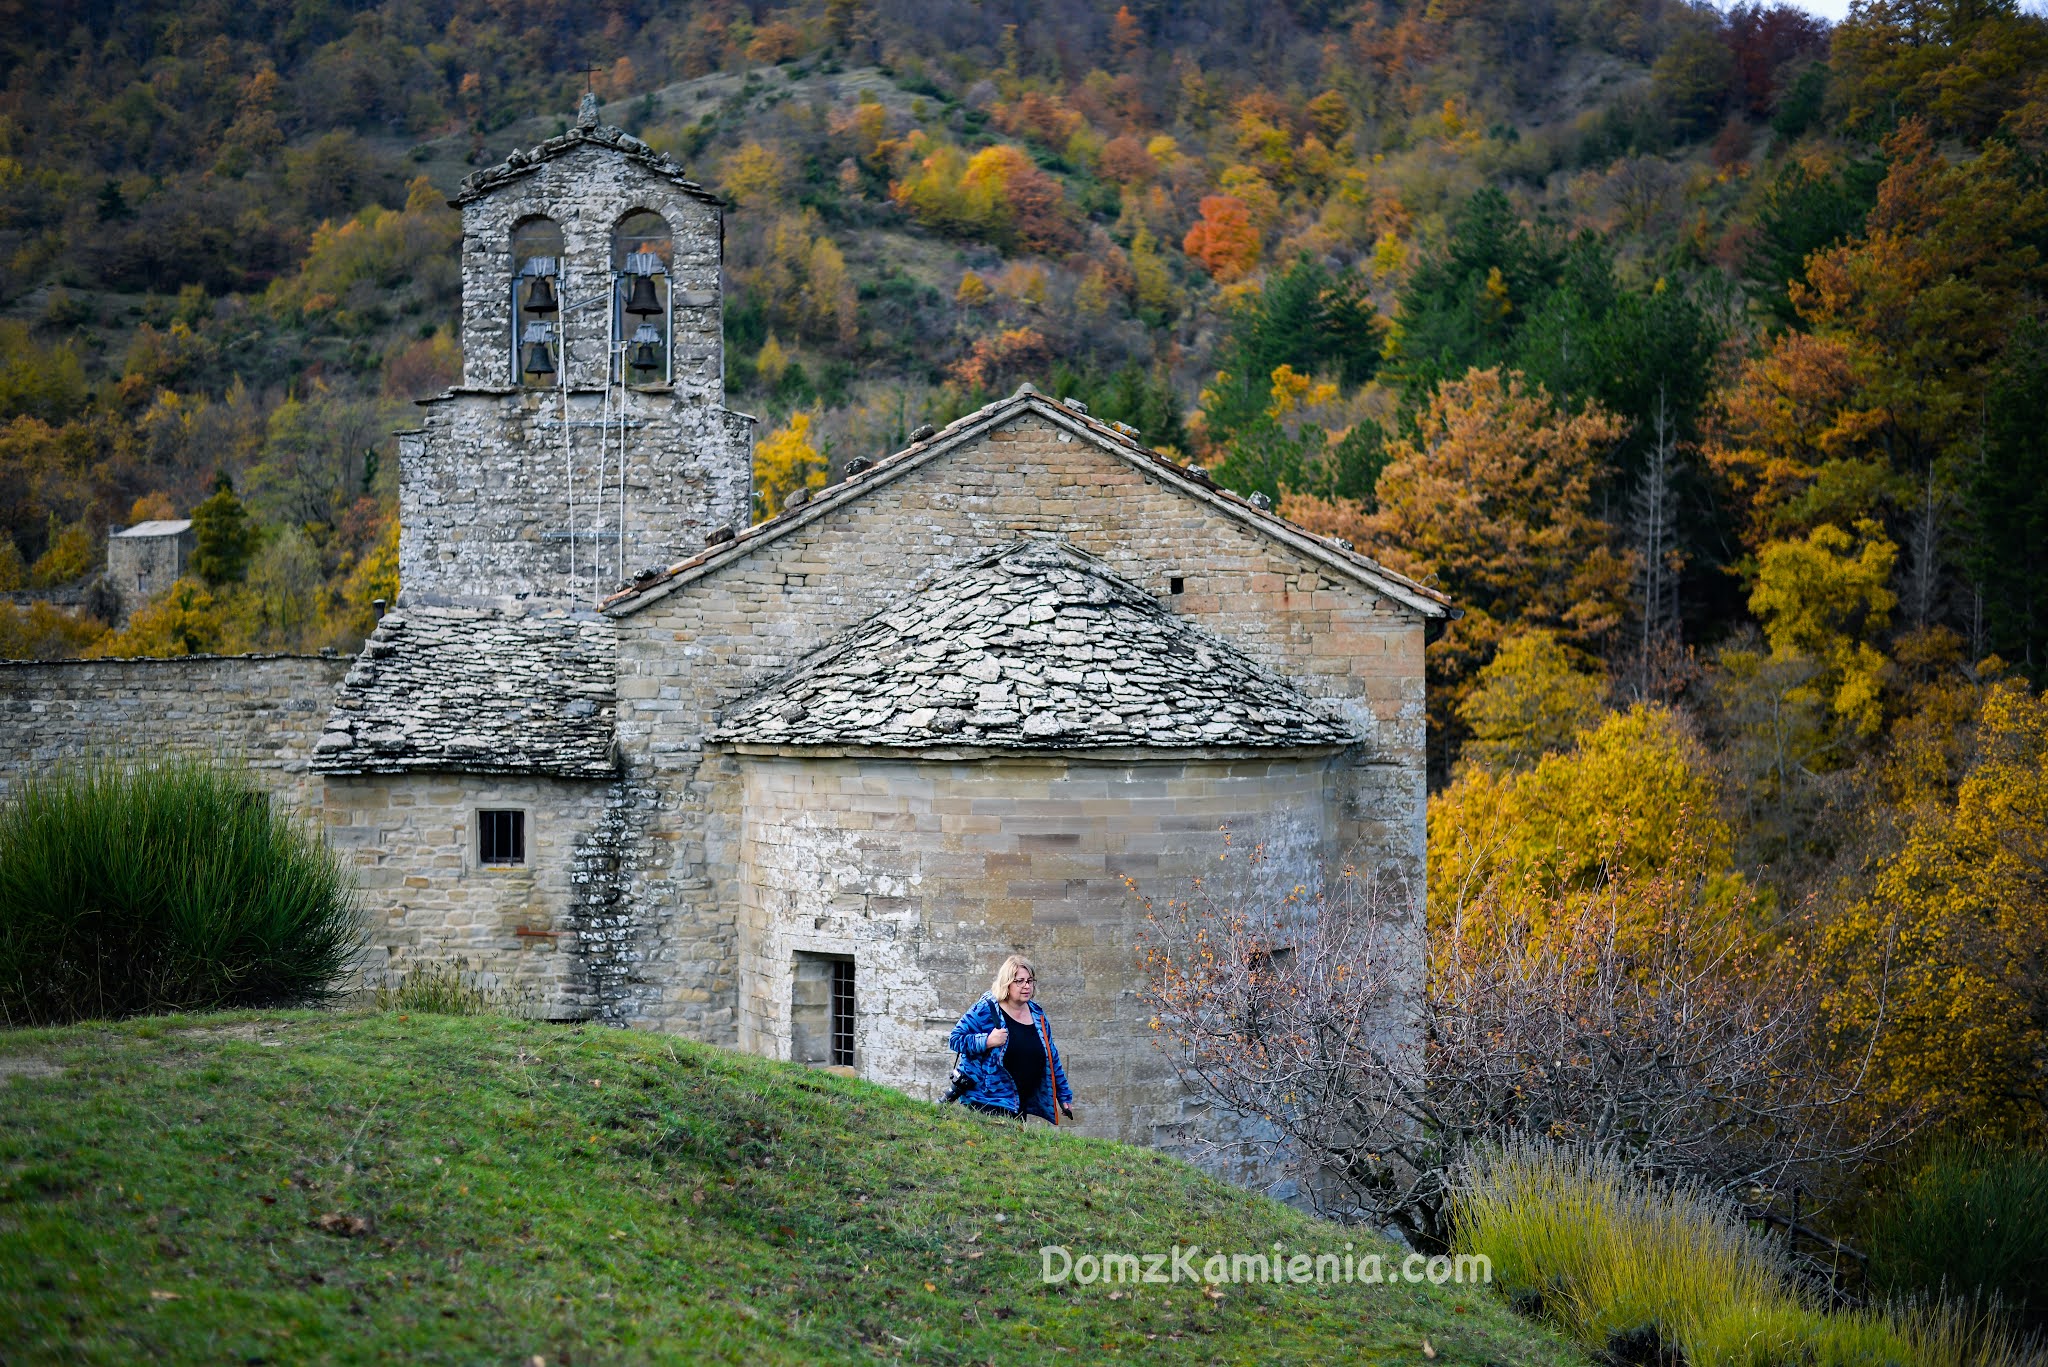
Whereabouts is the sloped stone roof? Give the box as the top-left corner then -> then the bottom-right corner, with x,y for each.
601,384 -> 1454,621
113,519 -> 191,537
453,93 -> 724,207
314,605 -> 617,777
713,540 -> 1360,752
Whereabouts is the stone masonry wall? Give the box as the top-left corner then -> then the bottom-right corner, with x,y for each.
408,139 -> 750,604
398,393 -> 752,603
320,771 -> 618,1016
609,409 -> 1429,1049
458,143 -> 723,400
735,752 -> 1339,1160
0,655 -> 350,811
105,528 -> 191,623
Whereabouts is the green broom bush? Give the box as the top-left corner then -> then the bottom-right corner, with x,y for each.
0,757 -> 360,1024
1868,1145 -> 2048,1335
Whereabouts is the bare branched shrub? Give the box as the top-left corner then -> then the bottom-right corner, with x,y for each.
1136,836 -> 1891,1248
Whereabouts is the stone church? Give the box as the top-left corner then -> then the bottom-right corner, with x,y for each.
2,96 -> 1448,1163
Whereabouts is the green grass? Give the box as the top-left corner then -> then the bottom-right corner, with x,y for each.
0,1011 -> 1581,1365
0,758 -> 359,1025
1452,1142 -> 2039,1367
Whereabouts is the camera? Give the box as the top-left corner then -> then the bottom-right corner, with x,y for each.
942,1065 -> 976,1104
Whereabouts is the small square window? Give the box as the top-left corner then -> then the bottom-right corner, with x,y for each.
1169,576 -> 1185,595
479,809 -> 525,866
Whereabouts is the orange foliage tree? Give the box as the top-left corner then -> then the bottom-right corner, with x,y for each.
948,327 -> 1051,392
1182,195 -> 1260,282
1705,331 -> 1889,549
1363,367 -> 1631,771
1792,120 -> 2048,469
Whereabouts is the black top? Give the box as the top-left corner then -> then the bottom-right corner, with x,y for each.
1002,1009 -> 1045,1106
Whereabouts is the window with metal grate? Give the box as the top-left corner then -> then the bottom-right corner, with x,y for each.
479,809 -> 525,866
830,958 -> 855,1068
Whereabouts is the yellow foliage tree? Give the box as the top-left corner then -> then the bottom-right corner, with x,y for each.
1455,629 -> 1608,774
247,524 -> 323,644
1371,231 -> 1407,282
721,141 -> 793,207
1265,364 -> 1338,419
748,214 -> 857,347
1075,264 -> 1114,318
88,577 -> 245,658
801,234 -> 856,344
265,179 -> 459,325
1821,681 -> 2048,1139
753,411 -> 826,520
29,519 -> 97,588
755,334 -> 790,388
1429,703 -> 1740,947
325,515 -> 399,647
955,271 -> 992,307
1128,223 -> 1175,316
0,601 -> 106,659
1748,518 -> 1897,736
1217,162 -> 1281,229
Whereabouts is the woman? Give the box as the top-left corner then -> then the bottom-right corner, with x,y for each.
947,955 -> 1074,1124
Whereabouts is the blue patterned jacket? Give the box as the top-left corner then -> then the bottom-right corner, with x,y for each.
947,994 -> 1073,1123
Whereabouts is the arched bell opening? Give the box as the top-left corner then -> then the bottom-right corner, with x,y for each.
611,209 -> 673,385
511,217 -> 565,388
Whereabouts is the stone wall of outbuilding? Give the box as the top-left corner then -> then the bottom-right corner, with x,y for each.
608,408 -> 1429,1053
105,526 -> 192,623
320,771 -> 623,1017
0,654 -> 350,811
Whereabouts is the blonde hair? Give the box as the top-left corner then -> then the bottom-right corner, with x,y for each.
990,954 -> 1037,1004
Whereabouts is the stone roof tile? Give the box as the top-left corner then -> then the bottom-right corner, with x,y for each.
313,604 -> 616,777
713,540 -> 1359,752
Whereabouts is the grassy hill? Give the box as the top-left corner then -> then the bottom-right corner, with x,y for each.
0,1011 -> 1579,1365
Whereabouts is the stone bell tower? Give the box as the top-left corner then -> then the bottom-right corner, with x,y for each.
395,93 -> 754,605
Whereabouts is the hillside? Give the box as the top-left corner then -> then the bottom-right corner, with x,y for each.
0,1011 -> 1579,1365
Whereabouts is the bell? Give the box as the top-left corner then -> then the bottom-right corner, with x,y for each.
522,340 -> 556,378
629,322 -> 662,375
522,274 -> 558,315
623,271 -> 664,317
